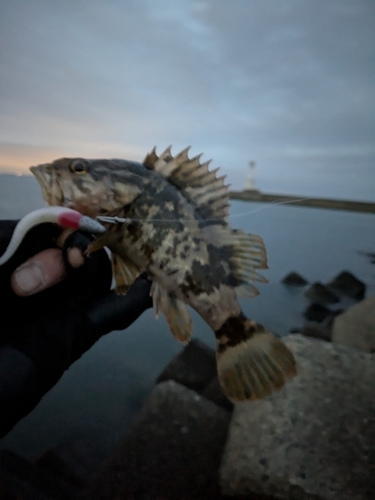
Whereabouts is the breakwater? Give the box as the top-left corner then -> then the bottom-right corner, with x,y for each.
229,190 -> 375,214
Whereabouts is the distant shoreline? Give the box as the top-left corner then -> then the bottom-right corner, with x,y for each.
0,173 -> 374,214
229,190 -> 375,214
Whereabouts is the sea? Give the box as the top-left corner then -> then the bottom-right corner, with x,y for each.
0,173 -> 374,461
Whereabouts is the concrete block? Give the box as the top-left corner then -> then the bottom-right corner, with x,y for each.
201,376 -> 234,412
303,303 -> 336,323
0,449 -> 77,500
328,271 -> 366,300
332,295 -> 375,353
304,282 -> 339,305
281,272 -> 308,287
35,436 -> 103,487
298,323 -> 331,342
156,338 -> 217,391
83,380 -> 231,499
220,334 -> 375,500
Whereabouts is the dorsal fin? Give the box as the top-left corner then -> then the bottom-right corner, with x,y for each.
143,146 -> 230,221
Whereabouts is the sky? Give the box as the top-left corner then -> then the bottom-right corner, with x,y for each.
1,0 -> 374,200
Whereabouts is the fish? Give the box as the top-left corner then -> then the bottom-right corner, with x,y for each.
30,147 -> 297,402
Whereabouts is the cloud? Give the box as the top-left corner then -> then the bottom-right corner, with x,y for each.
0,0 -> 374,198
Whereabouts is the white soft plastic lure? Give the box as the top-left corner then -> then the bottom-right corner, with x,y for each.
0,206 -> 105,266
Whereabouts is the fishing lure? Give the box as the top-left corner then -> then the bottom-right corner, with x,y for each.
0,206 -> 105,266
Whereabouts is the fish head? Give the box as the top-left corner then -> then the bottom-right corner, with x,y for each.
30,158 -> 145,217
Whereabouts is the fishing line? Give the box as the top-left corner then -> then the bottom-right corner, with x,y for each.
226,197 -> 310,219
97,197 -> 311,225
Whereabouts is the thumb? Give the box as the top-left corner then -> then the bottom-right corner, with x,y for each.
11,249 -> 67,296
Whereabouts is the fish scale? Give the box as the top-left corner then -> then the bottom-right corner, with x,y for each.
30,147 -> 297,402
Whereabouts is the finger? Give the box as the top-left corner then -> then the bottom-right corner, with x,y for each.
60,231 -> 112,301
11,248 -> 66,297
56,228 -> 75,249
55,228 -> 86,268
61,230 -> 90,269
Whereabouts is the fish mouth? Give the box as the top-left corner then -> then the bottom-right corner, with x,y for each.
30,165 -> 63,206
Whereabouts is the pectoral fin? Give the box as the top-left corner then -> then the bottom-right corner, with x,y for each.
86,233 -> 140,294
111,253 -> 140,294
86,232 -> 112,254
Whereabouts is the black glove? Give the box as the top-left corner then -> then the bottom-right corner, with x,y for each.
0,220 -> 152,438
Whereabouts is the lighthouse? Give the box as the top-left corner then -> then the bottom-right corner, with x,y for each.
244,160 -> 258,192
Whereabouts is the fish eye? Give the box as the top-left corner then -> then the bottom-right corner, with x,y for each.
70,161 -> 88,174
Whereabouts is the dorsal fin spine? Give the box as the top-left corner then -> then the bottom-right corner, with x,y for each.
175,154 -> 203,177
145,146 -> 231,222
160,145 -> 172,159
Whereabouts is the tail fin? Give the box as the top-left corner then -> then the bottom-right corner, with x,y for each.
215,314 -> 297,402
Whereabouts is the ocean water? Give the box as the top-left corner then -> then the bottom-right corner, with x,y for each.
0,174 -> 374,460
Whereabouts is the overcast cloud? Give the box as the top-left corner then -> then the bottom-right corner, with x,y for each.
0,0 -> 374,199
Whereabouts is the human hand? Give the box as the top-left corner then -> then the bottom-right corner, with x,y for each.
0,216 -> 152,438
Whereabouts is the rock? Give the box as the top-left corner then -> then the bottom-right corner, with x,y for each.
320,311 -> 339,331
332,295 -> 375,352
156,339 -> 234,412
220,334 -> 375,500
83,381 -> 231,500
303,303 -> 333,322
201,376 -> 234,412
35,449 -> 85,489
156,338 -> 217,392
282,272 -> 308,286
304,282 -> 339,305
0,449 -> 78,500
360,251 -> 375,265
299,323 -> 331,342
289,327 -> 302,334
328,270 -> 366,300
35,436 -> 103,487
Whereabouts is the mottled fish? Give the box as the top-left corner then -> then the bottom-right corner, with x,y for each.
30,147 -> 297,401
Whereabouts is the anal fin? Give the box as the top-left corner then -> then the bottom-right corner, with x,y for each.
151,282 -> 193,343
235,283 -> 260,299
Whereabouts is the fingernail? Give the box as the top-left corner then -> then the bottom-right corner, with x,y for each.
13,262 -> 46,295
